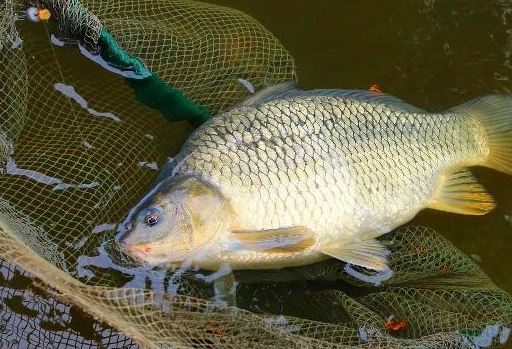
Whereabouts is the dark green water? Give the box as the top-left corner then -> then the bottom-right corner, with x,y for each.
1,0 -> 512,348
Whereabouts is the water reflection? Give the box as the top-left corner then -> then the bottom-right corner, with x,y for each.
0,258 -> 138,349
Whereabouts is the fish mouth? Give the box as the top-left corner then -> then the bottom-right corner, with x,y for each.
118,241 -> 181,266
127,250 -> 149,263
118,241 -> 152,263
129,251 -> 152,264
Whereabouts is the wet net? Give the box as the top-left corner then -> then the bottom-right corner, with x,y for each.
0,0 -> 511,348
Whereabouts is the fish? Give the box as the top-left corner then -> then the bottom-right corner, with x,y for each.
119,82 -> 512,272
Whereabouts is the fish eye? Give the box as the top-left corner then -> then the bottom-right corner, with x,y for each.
146,212 -> 159,226
142,208 -> 161,227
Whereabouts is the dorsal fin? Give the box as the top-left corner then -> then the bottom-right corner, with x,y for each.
283,89 -> 425,113
240,81 -> 299,107
326,90 -> 426,113
241,83 -> 425,113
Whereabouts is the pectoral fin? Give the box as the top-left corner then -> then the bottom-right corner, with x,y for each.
428,169 -> 495,215
231,226 -> 315,253
322,238 -> 390,271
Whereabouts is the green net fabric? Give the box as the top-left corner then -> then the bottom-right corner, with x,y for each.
0,1 -> 511,348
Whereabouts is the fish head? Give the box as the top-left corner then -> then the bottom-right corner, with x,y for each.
119,175 -> 229,265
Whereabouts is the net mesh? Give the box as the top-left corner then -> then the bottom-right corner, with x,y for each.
85,0 -> 297,114
0,257 -> 139,349
0,0 -> 511,348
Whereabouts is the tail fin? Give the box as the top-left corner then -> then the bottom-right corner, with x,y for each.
453,94 -> 512,175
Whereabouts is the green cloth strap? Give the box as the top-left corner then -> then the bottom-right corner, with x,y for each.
98,30 -> 148,76
98,29 -> 211,126
127,74 -> 210,126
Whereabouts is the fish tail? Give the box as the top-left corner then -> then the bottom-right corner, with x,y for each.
453,94 -> 512,175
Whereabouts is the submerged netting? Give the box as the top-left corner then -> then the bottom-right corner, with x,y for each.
0,0 -> 511,348
0,258 -> 138,349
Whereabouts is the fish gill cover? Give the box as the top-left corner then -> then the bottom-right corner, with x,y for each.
0,0 -> 510,349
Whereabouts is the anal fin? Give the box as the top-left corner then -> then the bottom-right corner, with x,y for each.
322,238 -> 390,271
428,169 -> 495,215
231,226 -> 315,253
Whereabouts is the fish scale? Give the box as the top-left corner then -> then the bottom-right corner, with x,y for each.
178,92 -> 481,238
121,86 -> 512,271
